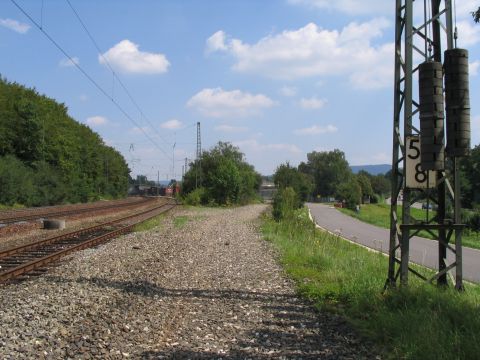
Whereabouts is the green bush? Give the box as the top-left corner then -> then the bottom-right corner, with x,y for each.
183,187 -> 206,206
335,178 -> 362,210
182,142 -> 261,206
272,187 -> 298,221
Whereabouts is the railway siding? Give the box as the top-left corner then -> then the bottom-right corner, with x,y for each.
0,205 -> 375,358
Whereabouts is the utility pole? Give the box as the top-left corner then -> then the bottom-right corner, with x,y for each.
157,170 -> 159,196
196,122 -> 201,189
387,0 -> 468,290
172,133 -> 176,181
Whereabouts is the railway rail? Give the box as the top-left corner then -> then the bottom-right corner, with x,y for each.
0,196 -> 155,225
0,198 -> 177,282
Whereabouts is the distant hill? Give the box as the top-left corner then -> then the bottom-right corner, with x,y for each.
350,164 -> 391,175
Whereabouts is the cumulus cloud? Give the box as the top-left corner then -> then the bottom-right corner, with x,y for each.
287,0 -> 393,15
86,116 -> 108,126
160,119 -> 184,130
100,40 -> 170,74
214,124 -> 248,133
293,124 -> 337,135
206,30 -> 228,53
299,96 -> 327,109
456,20 -> 480,47
206,19 -> 393,88
187,88 -> 275,118
0,18 -> 30,34
470,60 -> 480,76
279,86 -> 297,97
59,57 -> 80,67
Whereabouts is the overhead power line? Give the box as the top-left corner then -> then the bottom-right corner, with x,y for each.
64,0 -> 171,148
9,0 -> 172,162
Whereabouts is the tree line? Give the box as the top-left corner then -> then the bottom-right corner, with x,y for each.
182,142 -> 262,205
0,77 -> 129,206
272,149 -> 391,219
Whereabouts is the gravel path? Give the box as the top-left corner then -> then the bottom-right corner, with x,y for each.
0,204 -> 377,359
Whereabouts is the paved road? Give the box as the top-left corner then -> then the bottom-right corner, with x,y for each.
307,203 -> 480,284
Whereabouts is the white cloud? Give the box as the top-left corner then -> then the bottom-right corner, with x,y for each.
59,57 -> 79,67
206,30 -> 228,53
471,60 -> 480,76
279,86 -> 297,97
0,18 -> 30,34
287,0 -> 392,15
294,124 -> 337,135
86,116 -> 108,126
100,40 -> 170,74
160,119 -> 184,130
207,19 -> 393,88
187,87 -> 275,118
234,139 -> 301,154
79,94 -> 88,102
456,20 -> 480,47
214,124 -> 248,133
299,96 -> 327,109
455,0 -> 478,20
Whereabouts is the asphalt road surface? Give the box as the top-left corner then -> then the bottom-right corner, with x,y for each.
307,203 -> 480,284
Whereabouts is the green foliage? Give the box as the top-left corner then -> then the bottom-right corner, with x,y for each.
273,162 -> 313,205
262,208 -> 480,360
183,187 -> 206,206
272,187 -> 298,221
460,145 -> 480,208
356,173 -> 373,202
182,142 -> 261,206
335,177 -> 362,209
370,173 -> 391,196
0,77 -> 129,206
473,7 -> 480,22
299,149 -> 352,197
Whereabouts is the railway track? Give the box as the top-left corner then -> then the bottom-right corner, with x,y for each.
0,199 -> 176,282
0,196 -> 155,225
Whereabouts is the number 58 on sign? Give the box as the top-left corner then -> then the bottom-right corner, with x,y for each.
405,136 -> 436,189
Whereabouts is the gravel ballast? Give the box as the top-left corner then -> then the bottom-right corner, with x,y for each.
0,204 -> 377,359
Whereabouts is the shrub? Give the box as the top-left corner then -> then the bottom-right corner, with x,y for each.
272,187 -> 298,221
335,178 -> 362,210
183,187 -> 206,206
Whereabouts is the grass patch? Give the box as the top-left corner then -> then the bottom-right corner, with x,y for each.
174,215 -> 189,228
339,203 -> 480,249
262,207 -> 480,359
0,203 -> 26,210
133,214 -> 165,232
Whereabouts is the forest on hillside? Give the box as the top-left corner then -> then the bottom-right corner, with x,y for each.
0,77 -> 129,206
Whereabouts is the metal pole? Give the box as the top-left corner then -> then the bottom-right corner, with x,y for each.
388,0 -> 404,287
454,158 -> 464,289
431,0 -> 448,287
400,0 -> 414,286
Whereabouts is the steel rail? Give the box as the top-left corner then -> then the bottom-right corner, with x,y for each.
0,201 -> 176,282
0,198 -> 171,259
0,197 -> 154,224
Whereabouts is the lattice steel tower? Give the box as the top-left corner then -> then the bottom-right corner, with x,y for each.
388,0 -> 470,289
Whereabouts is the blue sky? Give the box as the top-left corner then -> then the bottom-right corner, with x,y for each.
1,0 -> 479,180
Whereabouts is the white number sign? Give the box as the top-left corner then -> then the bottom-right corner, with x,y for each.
405,136 -> 436,189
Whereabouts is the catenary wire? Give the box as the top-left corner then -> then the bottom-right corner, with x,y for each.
65,0 -> 172,148
9,0 -> 172,162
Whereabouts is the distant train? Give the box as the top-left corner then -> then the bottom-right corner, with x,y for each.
128,184 -> 181,197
